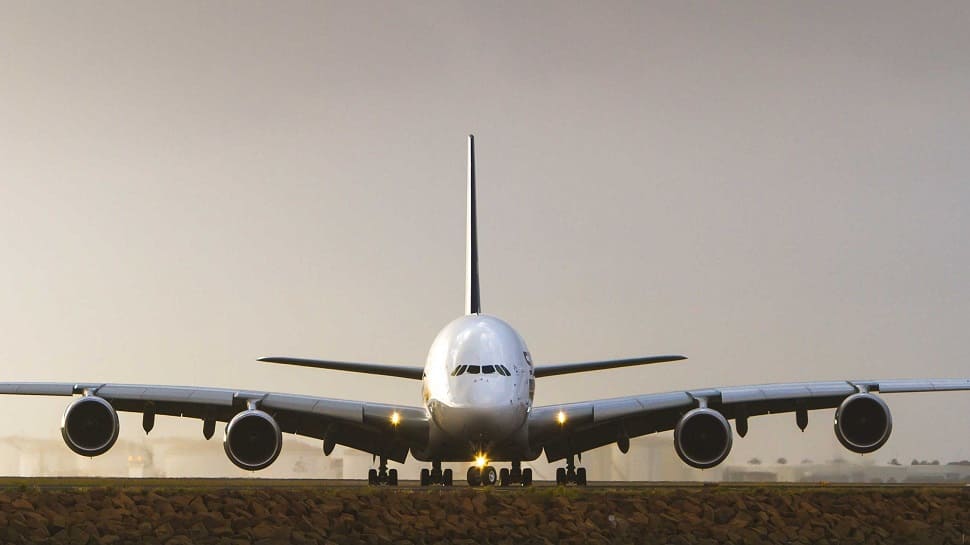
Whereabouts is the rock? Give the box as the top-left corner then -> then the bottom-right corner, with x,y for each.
714,506 -> 735,524
154,522 -> 175,540
11,498 -> 34,510
188,496 -> 208,513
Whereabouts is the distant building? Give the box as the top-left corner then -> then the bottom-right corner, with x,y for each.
2,434 -> 967,482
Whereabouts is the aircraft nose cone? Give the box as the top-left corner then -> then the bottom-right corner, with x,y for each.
466,386 -> 506,407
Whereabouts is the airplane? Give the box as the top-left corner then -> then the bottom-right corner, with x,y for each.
2,135 -> 968,487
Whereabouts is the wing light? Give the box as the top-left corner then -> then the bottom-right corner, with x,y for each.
390,411 -> 401,426
556,410 -> 567,425
475,453 -> 488,468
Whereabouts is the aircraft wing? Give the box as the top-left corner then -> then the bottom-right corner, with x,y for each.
529,378 -> 970,462
258,357 -> 425,379
533,355 -> 686,378
0,382 -> 428,463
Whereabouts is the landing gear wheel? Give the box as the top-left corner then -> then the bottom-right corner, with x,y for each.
388,468 -> 398,486
443,468 -> 453,486
499,467 -> 510,487
420,468 -> 431,486
466,466 -> 482,486
368,469 -> 378,485
482,465 -> 498,486
555,467 -> 566,485
577,467 -> 587,486
522,468 -> 533,486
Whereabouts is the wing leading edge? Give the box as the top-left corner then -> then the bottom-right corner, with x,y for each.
529,378 -> 970,462
0,382 -> 428,464
533,355 -> 686,378
258,357 -> 425,380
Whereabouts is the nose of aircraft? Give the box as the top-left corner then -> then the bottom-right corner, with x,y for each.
465,384 -> 508,407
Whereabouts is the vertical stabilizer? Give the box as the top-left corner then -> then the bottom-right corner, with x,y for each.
465,135 -> 481,315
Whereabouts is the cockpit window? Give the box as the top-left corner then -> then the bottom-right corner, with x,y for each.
452,365 -> 468,376
498,365 -> 511,376
482,365 -> 495,374
466,365 -> 480,374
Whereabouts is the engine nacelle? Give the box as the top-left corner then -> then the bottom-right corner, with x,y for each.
61,396 -> 120,457
674,407 -> 733,469
223,409 -> 282,470
834,393 -> 892,454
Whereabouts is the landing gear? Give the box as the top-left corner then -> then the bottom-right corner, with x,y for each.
420,461 -> 453,486
468,461 -> 534,487
498,461 -> 532,487
367,456 -> 399,486
555,454 -> 587,486
466,465 -> 498,486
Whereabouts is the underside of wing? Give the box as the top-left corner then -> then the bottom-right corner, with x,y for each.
529,378 -> 970,466
258,356 -> 425,380
533,355 -> 686,378
0,382 -> 428,467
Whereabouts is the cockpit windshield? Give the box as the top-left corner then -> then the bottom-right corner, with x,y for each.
452,364 -> 512,377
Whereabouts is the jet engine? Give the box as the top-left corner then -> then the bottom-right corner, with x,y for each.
674,407 -> 733,469
834,393 -> 892,454
223,409 -> 282,470
61,396 -> 120,456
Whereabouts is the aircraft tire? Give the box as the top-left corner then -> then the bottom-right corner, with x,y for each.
499,467 -> 510,487
466,466 -> 481,486
483,465 -> 498,486
420,468 -> 430,486
443,468 -> 453,486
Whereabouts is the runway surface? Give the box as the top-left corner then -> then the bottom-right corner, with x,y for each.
0,476 -> 965,490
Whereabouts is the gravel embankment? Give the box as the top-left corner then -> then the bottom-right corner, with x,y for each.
0,485 -> 965,544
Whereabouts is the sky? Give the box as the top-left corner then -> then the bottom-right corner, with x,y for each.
1,2 -> 968,475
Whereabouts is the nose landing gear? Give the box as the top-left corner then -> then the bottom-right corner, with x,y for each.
554,454 -> 587,486
466,464 -> 497,486
466,461 -> 534,487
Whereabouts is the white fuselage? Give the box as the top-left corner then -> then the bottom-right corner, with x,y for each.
416,314 -> 536,461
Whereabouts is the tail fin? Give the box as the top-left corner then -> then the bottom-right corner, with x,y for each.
465,134 -> 481,315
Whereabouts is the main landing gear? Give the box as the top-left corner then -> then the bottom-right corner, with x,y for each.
555,454 -> 587,486
367,455 -> 398,486
420,461 -> 454,486
467,461 -> 533,487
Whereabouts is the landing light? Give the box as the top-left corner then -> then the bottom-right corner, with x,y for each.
557,410 -> 567,425
475,454 -> 488,468
390,411 -> 401,426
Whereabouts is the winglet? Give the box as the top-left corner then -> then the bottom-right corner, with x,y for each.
465,134 -> 481,315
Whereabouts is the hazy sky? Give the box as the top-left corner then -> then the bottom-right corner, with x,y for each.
1,2 -> 968,472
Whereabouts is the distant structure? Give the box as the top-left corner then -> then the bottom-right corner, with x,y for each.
1,435 -> 966,483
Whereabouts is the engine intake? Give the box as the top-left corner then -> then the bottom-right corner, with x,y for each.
61,396 -> 120,456
674,407 -> 733,469
223,409 -> 282,470
834,393 -> 892,454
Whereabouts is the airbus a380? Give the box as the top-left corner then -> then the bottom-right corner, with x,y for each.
3,135 -> 969,487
